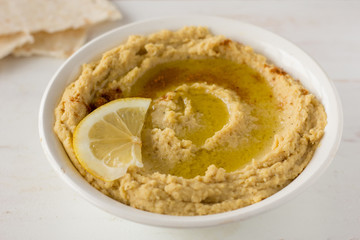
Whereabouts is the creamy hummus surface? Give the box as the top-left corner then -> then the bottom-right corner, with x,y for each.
54,26 -> 327,215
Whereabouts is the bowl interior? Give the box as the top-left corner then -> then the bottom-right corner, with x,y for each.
39,16 -> 343,228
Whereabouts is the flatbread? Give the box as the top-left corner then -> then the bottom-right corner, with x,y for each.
0,0 -> 33,57
0,0 -> 121,59
0,0 -> 27,35
0,32 -> 33,59
0,0 -> 121,35
12,28 -> 87,58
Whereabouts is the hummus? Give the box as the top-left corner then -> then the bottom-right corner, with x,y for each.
54,26 -> 327,215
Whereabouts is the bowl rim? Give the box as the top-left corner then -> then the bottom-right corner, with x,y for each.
39,15 -> 343,228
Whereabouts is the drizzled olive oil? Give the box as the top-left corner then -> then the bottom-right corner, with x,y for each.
135,58 -> 281,178
175,90 -> 230,146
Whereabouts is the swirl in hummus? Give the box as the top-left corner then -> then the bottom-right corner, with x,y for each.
54,27 -> 327,215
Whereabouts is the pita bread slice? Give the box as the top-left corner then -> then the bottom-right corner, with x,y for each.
0,0 -> 27,35
0,0 -> 33,58
12,28 -> 87,58
0,32 -> 33,59
1,0 -> 121,35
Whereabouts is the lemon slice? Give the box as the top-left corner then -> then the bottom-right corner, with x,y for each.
73,98 -> 151,181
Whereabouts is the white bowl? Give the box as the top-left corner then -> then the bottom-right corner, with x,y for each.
39,16 -> 343,228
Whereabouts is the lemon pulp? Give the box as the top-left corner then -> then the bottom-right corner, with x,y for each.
73,98 -> 151,181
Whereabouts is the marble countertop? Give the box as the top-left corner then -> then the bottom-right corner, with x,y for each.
1,1 -> 359,239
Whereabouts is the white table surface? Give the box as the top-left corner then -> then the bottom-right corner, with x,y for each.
1,1 -> 359,239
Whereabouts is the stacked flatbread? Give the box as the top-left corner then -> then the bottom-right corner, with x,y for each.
0,0 -> 121,59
